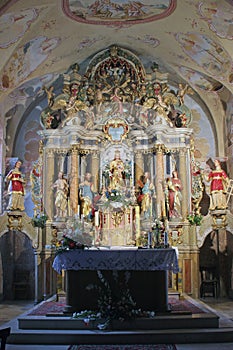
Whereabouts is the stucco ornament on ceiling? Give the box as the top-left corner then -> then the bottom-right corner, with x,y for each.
62,0 -> 176,26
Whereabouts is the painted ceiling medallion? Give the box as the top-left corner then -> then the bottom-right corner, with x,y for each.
62,0 -> 176,26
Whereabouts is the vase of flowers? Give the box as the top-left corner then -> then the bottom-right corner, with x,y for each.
55,214 -> 93,254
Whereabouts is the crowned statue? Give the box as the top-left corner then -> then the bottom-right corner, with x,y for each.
109,149 -> 125,191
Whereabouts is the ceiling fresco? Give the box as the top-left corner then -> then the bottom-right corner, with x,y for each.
62,0 -> 176,25
0,8 -> 38,48
198,1 -> 233,40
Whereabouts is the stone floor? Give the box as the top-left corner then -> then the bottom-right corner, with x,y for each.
0,296 -> 233,349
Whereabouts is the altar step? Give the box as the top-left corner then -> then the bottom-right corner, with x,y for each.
5,311 -> 233,345
18,313 -> 219,331
5,294 -> 233,346
7,324 -> 233,346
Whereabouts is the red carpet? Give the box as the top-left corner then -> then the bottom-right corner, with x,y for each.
28,297 -> 204,316
68,345 -> 177,350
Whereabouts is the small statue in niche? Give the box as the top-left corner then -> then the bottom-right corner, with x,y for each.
137,172 -> 155,219
79,172 -> 94,220
53,171 -> 69,218
166,170 -> 183,218
109,150 -> 126,191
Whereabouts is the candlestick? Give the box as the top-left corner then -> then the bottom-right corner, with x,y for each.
155,226 -> 160,245
148,231 -> 152,248
164,231 -> 168,247
81,214 -> 84,232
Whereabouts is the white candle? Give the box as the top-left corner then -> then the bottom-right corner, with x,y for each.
95,211 -> 99,227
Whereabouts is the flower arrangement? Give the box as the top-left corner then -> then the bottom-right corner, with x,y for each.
55,214 -> 93,254
73,270 -> 156,329
55,235 -> 86,255
101,188 -> 134,209
107,189 -> 123,202
31,214 -> 48,228
187,213 -> 203,226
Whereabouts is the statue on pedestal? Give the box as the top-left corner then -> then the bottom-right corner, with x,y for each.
191,161 -> 204,215
6,160 -> 25,211
207,159 -> 229,210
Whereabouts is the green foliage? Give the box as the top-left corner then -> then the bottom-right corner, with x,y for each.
86,271 -> 138,328
187,213 -> 203,226
31,214 -> 48,228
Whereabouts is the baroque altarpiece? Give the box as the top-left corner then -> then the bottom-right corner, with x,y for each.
28,46 -> 202,297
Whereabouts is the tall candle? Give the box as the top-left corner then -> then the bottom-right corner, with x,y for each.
95,211 -> 99,227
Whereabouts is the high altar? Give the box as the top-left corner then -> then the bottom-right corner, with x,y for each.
31,45 -> 202,298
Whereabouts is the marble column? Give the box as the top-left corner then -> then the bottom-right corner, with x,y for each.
70,146 -> 79,215
0,138 -> 4,213
91,151 -> 100,193
179,148 -> 188,219
135,151 -> 144,184
44,149 -> 55,219
155,145 -> 165,218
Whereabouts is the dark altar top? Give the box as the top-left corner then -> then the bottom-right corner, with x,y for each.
52,247 -> 179,274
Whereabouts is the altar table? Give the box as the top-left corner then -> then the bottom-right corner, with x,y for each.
53,248 -> 179,313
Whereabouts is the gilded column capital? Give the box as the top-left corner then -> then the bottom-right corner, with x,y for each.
53,149 -> 67,155
154,144 -> 165,153
79,149 -> 90,156
70,144 -> 80,153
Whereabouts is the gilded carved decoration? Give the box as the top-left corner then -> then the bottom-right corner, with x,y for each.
37,45 -> 208,253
